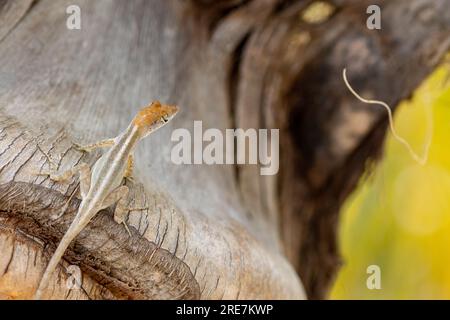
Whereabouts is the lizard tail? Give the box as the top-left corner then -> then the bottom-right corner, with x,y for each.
34,214 -> 86,300
34,234 -> 74,300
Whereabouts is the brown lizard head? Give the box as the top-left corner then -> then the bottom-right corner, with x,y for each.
133,101 -> 179,137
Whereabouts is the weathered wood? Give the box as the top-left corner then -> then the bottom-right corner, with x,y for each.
0,0 -> 304,299
0,0 -> 448,299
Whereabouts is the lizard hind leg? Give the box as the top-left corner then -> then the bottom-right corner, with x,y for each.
101,185 -> 133,237
102,185 -> 149,237
35,163 -> 91,198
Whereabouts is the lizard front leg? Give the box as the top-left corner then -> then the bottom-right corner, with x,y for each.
74,138 -> 115,153
101,185 -> 133,236
102,185 -> 148,237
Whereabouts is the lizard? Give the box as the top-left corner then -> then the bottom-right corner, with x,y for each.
33,101 -> 179,300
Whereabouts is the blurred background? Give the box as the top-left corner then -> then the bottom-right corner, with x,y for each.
332,62 -> 450,299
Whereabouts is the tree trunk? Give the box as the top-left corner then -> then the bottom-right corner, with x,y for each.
0,0 -> 448,299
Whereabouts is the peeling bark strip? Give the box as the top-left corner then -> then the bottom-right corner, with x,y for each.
0,0 -> 449,300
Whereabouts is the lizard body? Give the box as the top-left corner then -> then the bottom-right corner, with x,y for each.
34,101 -> 178,299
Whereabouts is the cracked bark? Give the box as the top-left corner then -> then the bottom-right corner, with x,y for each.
0,0 -> 449,299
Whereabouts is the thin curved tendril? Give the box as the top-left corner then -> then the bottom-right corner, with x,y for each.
342,68 -> 432,166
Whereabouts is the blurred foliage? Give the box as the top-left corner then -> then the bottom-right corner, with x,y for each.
331,63 -> 450,299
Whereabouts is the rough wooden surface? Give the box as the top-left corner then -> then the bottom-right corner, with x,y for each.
0,0 -> 449,299
0,0 -> 304,299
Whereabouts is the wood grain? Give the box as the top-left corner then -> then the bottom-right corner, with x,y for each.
0,0 -> 304,299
